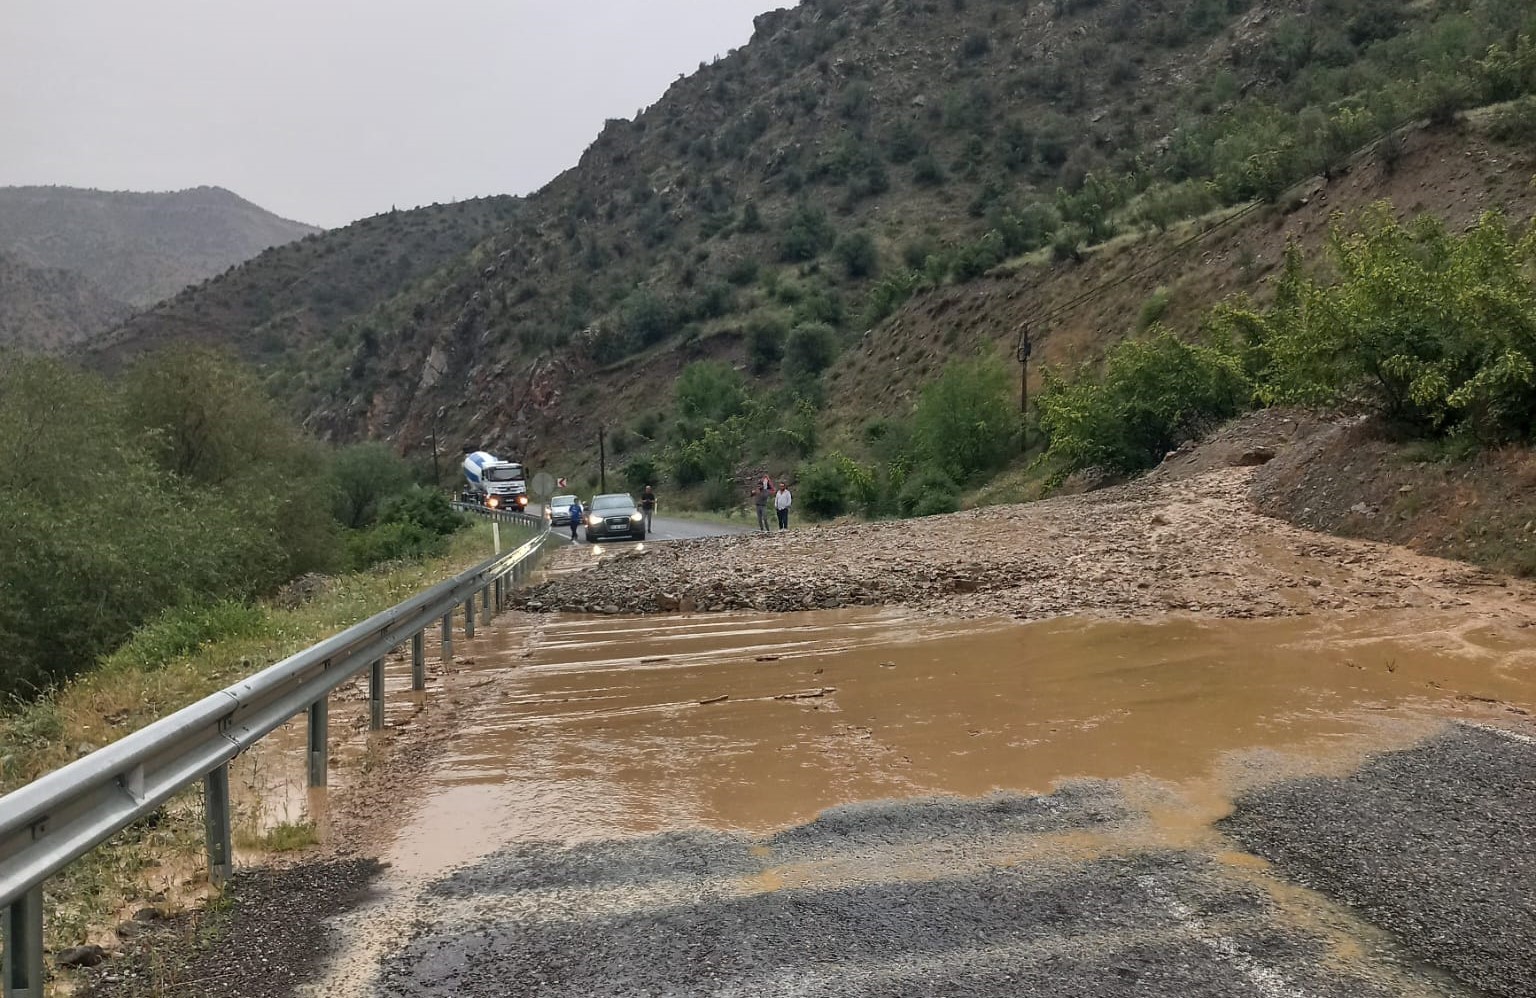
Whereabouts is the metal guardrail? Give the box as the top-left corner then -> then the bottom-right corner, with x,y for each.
0,509 -> 548,996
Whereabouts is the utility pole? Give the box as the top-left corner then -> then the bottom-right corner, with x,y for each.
598,425 -> 608,493
430,407 -> 443,488
1016,325 -> 1033,415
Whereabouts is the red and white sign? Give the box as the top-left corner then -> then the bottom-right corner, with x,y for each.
557,477 -> 568,488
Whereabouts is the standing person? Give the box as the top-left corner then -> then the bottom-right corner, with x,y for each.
754,483 -> 772,532
640,485 -> 657,532
775,481 -> 793,531
567,498 -> 584,542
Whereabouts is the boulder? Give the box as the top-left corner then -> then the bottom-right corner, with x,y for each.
1235,446 -> 1277,466
57,945 -> 106,968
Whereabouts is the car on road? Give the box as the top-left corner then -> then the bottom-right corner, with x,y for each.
585,492 -> 646,542
546,494 -> 579,526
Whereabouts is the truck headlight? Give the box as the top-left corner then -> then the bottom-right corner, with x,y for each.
486,496 -> 500,509
517,495 -> 528,507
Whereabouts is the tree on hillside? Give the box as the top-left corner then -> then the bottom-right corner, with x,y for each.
913,353 -> 1020,484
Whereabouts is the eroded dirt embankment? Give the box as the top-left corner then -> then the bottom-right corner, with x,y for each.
516,458 -> 1536,629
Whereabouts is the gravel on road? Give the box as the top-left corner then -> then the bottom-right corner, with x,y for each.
79,860 -> 381,998
515,469 -> 1536,626
1221,723 -> 1536,998
373,786 -> 1455,998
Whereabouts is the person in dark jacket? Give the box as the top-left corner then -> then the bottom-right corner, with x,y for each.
640,486 -> 657,531
567,499 -> 583,541
754,483 -> 771,532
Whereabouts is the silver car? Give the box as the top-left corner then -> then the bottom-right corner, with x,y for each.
584,493 -> 645,542
547,494 -> 579,526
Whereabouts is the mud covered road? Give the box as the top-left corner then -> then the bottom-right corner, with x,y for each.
515,467 -> 1536,627
271,603 -> 1536,998
83,464 -> 1536,998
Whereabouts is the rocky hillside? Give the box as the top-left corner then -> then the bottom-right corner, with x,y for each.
90,0 -> 1536,480
0,186 -> 320,309
88,197 -> 522,383
0,251 -> 132,352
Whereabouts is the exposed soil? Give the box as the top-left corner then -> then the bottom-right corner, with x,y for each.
1250,417 -> 1536,579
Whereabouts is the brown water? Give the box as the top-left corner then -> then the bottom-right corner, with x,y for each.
382,606 -> 1536,878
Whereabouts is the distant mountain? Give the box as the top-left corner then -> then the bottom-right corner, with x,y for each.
0,251 -> 133,352
0,185 -> 320,308
88,196 -> 522,373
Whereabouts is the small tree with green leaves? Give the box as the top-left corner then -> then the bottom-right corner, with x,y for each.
912,353 -> 1019,483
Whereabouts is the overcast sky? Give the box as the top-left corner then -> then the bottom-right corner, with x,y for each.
1,1 -> 784,228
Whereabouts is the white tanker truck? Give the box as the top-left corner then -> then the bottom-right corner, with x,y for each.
461,450 -> 529,510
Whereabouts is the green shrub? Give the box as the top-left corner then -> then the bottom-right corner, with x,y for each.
1232,207 -> 1536,442
779,203 -> 837,262
1488,96 -> 1536,143
377,486 -> 463,536
912,153 -> 946,187
331,442 -> 415,529
784,322 -> 840,376
835,232 -> 880,278
106,602 -> 271,674
1137,288 -> 1172,332
1037,331 -> 1251,480
912,353 -> 1019,483
797,457 -> 852,518
747,313 -> 788,373
676,361 -> 748,423
623,455 -> 662,493
898,467 -> 960,517
345,521 -> 448,570
861,270 -> 924,327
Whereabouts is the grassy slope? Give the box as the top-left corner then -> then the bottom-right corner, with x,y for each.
0,522 -> 507,950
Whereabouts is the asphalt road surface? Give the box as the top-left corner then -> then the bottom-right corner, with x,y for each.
373,743 -> 1531,998
299,605 -> 1534,998
527,503 -> 747,543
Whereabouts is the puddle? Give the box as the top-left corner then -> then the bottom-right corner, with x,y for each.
382,606 -> 1536,878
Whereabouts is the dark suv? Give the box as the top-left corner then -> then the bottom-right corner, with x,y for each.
584,493 -> 646,542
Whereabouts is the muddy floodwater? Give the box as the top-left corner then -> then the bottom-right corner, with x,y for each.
377,606 -> 1535,878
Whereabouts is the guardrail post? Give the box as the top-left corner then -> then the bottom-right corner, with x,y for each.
308,695 -> 329,788
411,631 -> 426,691
481,584 -> 491,617
204,763 -> 233,887
369,659 -> 385,731
4,886 -> 44,998
441,612 -> 453,663
465,594 -> 476,639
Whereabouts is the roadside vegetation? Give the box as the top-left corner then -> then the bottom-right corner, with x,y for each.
0,519 -> 503,950
0,346 -> 467,705
1036,203 -> 1536,481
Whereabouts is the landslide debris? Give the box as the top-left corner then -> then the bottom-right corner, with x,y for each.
516,466 -> 1536,626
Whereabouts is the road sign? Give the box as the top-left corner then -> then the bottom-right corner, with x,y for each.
557,477 -> 568,489
530,471 -> 555,498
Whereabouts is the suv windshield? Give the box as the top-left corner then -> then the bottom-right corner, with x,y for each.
486,466 -> 524,482
592,494 -> 633,511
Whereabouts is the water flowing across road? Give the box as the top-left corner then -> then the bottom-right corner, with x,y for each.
290,604 -> 1535,997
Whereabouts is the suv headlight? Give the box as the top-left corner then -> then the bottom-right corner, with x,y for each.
588,515 -> 601,526
630,512 -> 643,522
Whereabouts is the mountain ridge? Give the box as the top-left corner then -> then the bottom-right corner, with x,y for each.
0,184 -> 321,311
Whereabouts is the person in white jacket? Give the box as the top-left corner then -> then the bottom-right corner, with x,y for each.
774,482 -> 792,530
